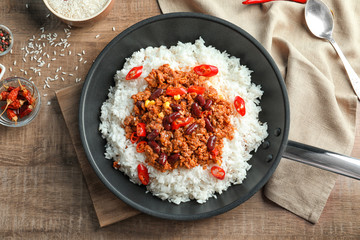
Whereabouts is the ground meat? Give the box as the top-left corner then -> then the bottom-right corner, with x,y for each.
124,64 -> 234,172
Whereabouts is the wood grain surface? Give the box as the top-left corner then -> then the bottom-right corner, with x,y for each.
0,0 -> 359,239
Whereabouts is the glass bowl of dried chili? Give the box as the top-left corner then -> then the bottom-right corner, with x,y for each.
0,77 -> 41,127
0,25 -> 13,56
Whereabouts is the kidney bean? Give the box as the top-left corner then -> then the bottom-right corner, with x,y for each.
191,103 -> 202,117
162,116 -> 172,130
136,100 -> 144,110
149,88 -> 164,100
168,153 -> 180,162
195,94 -> 205,107
158,153 -> 167,165
185,123 -> 198,135
164,123 -> 171,131
204,118 -> 214,132
170,103 -> 181,112
168,112 -> 181,123
207,135 -> 216,151
147,129 -> 159,141
148,140 -> 160,154
204,99 -> 213,110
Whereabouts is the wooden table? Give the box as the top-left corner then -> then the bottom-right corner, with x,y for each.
1,0 -> 359,239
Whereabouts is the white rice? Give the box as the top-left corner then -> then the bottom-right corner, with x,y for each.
99,38 -> 268,204
47,0 -> 109,19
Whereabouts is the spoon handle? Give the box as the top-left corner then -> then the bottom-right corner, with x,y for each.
328,37 -> 360,100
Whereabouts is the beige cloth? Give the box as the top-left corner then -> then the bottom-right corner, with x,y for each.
158,0 -> 359,223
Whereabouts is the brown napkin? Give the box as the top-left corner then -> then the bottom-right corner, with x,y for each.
157,0 -> 359,223
56,85 -> 140,227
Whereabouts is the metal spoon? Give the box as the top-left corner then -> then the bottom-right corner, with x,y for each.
305,0 -> 360,100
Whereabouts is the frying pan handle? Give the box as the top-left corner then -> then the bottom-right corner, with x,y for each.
283,140 -> 360,180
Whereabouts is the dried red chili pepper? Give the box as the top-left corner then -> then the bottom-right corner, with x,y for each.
130,132 -> 139,144
242,0 -> 306,4
193,65 -> 218,77
0,86 -> 20,117
126,66 -> 143,80
234,96 -> 246,116
2,99 -> 24,110
188,85 -> 206,95
18,80 -> 36,105
19,104 -> 33,118
136,122 -> 146,137
137,163 -> 149,185
0,91 -> 9,101
166,87 -> 187,96
6,109 -> 18,123
211,166 -> 225,180
171,117 -> 193,130
136,141 -> 147,153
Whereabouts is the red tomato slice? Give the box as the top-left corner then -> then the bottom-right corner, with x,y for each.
171,117 -> 193,130
126,66 -> 143,80
166,87 -> 187,96
234,96 -> 246,116
211,166 -> 225,180
188,85 -> 206,94
137,164 -> 149,185
210,148 -> 219,159
193,65 -> 218,77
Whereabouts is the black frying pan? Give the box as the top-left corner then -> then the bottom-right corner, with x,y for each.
79,12 -> 360,221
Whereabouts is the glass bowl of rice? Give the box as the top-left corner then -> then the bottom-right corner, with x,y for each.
43,0 -> 114,27
0,77 -> 41,128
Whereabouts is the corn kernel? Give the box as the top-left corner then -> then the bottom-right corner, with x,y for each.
145,100 -> 150,107
163,102 -> 171,109
174,95 -> 181,100
158,112 -> 164,118
145,100 -> 155,108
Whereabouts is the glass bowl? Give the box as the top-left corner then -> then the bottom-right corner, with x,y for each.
0,24 -> 14,56
0,77 -> 41,127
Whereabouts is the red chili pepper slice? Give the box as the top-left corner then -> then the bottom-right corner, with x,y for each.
234,96 -> 246,116
193,65 -> 218,77
113,161 -> 120,169
130,132 -> 139,144
171,117 -> 193,130
136,141 -> 147,153
126,66 -> 143,80
210,148 -> 219,159
136,122 -> 146,137
211,166 -> 225,180
137,163 -> 149,185
166,87 -> 187,96
188,85 -> 206,95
